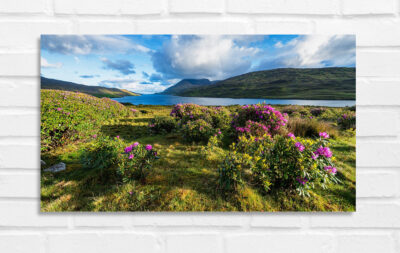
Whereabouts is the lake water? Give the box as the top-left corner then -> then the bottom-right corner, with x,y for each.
113,94 -> 355,107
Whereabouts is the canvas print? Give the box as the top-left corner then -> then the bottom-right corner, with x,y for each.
40,35 -> 356,212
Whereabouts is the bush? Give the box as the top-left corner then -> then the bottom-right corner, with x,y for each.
231,104 -> 287,137
181,119 -> 222,143
81,136 -> 158,184
41,90 -> 133,151
170,103 -> 231,130
310,107 -> 326,117
148,116 -> 178,135
338,111 -> 356,129
218,153 -> 244,193
221,132 -> 340,196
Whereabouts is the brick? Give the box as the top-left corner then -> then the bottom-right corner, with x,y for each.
336,234 -> 396,253
310,203 -> 400,228
227,0 -> 339,14
357,111 -> 397,137
0,21 -> 72,49
0,173 -> 39,198
0,53 -> 38,76
0,234 -> 45,253
0,201 -> 68,227
135,20 -> 254,34
0,0 -> 47,14
121,0 -> 164,15
0,114 -> 39,136
314,18 -> 400,47
357,172 -> 399,197
250,214 -> 303,227
342,0 -> 395,15
54,0 -> 122,15
226,234 -> 333,253
166,234 -> 222,253
0,78 -> 39,107
357,50 -> 400,77
169,0 -> 224,13
357,142 -> 400,167
255,20 -> 313,34
0,145 -> 39,170
48,233 -> 160,253
357,78 -> 400,105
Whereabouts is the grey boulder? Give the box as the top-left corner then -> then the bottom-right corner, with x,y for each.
44,162 -> 66,173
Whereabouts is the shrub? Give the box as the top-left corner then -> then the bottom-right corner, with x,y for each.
119,142 -> 158,182
148,116 -> 178,135
310,107 -> 326,117
181,119 -> 221,142
41,90 -> 133,151
222,132 -> 340,196
231,104 -> 287,137
81,136 -> 158,184
337,111 -> 356,129
218,153 -> 244,193
170,103 -> 230,130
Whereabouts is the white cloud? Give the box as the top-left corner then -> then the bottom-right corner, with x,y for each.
99,78 -> 173,94
41,35 -> 151,55
41,57 -> 62,68
151,35 -> 260,80
256,35 -> 355,70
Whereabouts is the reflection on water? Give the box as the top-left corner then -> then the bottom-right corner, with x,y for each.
113,94 -> 356,107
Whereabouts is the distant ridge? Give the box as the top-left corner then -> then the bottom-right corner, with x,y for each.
161,78 -> 213,95
167,67 -> 355,100
41,77 -> 140,98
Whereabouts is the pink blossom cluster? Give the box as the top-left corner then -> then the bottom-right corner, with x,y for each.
296,177 -> 309,185
319,132 -> 329,139
314,146 -> 333,158
295,142 -> 305,152
324,166 -> 337,174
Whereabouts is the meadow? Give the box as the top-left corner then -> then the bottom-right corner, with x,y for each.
41,89 -> 356,212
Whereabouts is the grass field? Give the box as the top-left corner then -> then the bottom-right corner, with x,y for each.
40,90 -> 355,212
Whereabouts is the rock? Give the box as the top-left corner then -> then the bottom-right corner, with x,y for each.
44,162 -> 66,173
40,160 -> 46,166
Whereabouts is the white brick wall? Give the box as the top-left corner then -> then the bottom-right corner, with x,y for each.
0,0 -> 399,252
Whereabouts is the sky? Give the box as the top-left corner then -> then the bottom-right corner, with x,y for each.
41,34 -> 355,94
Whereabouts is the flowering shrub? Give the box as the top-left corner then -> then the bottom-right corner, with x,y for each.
181,119 -> 222,142
218,153 -> 244,193
119,142 -> 158,182
310,107 -> 326,116
337,111 -> 356,130
231,104 -> 287,137
170,103 -> 230,142
221,131 -> 339,196
81,136 -> 158,183
41,90 -> 133,151
170,103 -> 230,130
148,116 -> 178,135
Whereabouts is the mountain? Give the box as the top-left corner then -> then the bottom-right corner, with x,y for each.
161,79 -> 213,95
41,77 -> 140,98
174,67 -> 356,100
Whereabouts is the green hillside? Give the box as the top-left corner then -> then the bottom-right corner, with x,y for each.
161,78 -> 213,95
41,77 -> 140,98
176,67 -> 355,100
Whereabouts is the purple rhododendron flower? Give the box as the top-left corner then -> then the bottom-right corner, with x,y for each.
287,132 -> 295,139
128,154 -> 134,159
145,144 -> 152,151
324,166 -> 337,175
124,145 -> 133,153
319,132 -> 330,139
132,142 -> 139,147
295,142 -> 305,152
314,146 -> 333,158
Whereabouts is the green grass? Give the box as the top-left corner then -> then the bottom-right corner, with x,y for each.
41,101 -> 356,212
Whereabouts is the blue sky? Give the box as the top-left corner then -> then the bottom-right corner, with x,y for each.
41,35 -> 355,94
